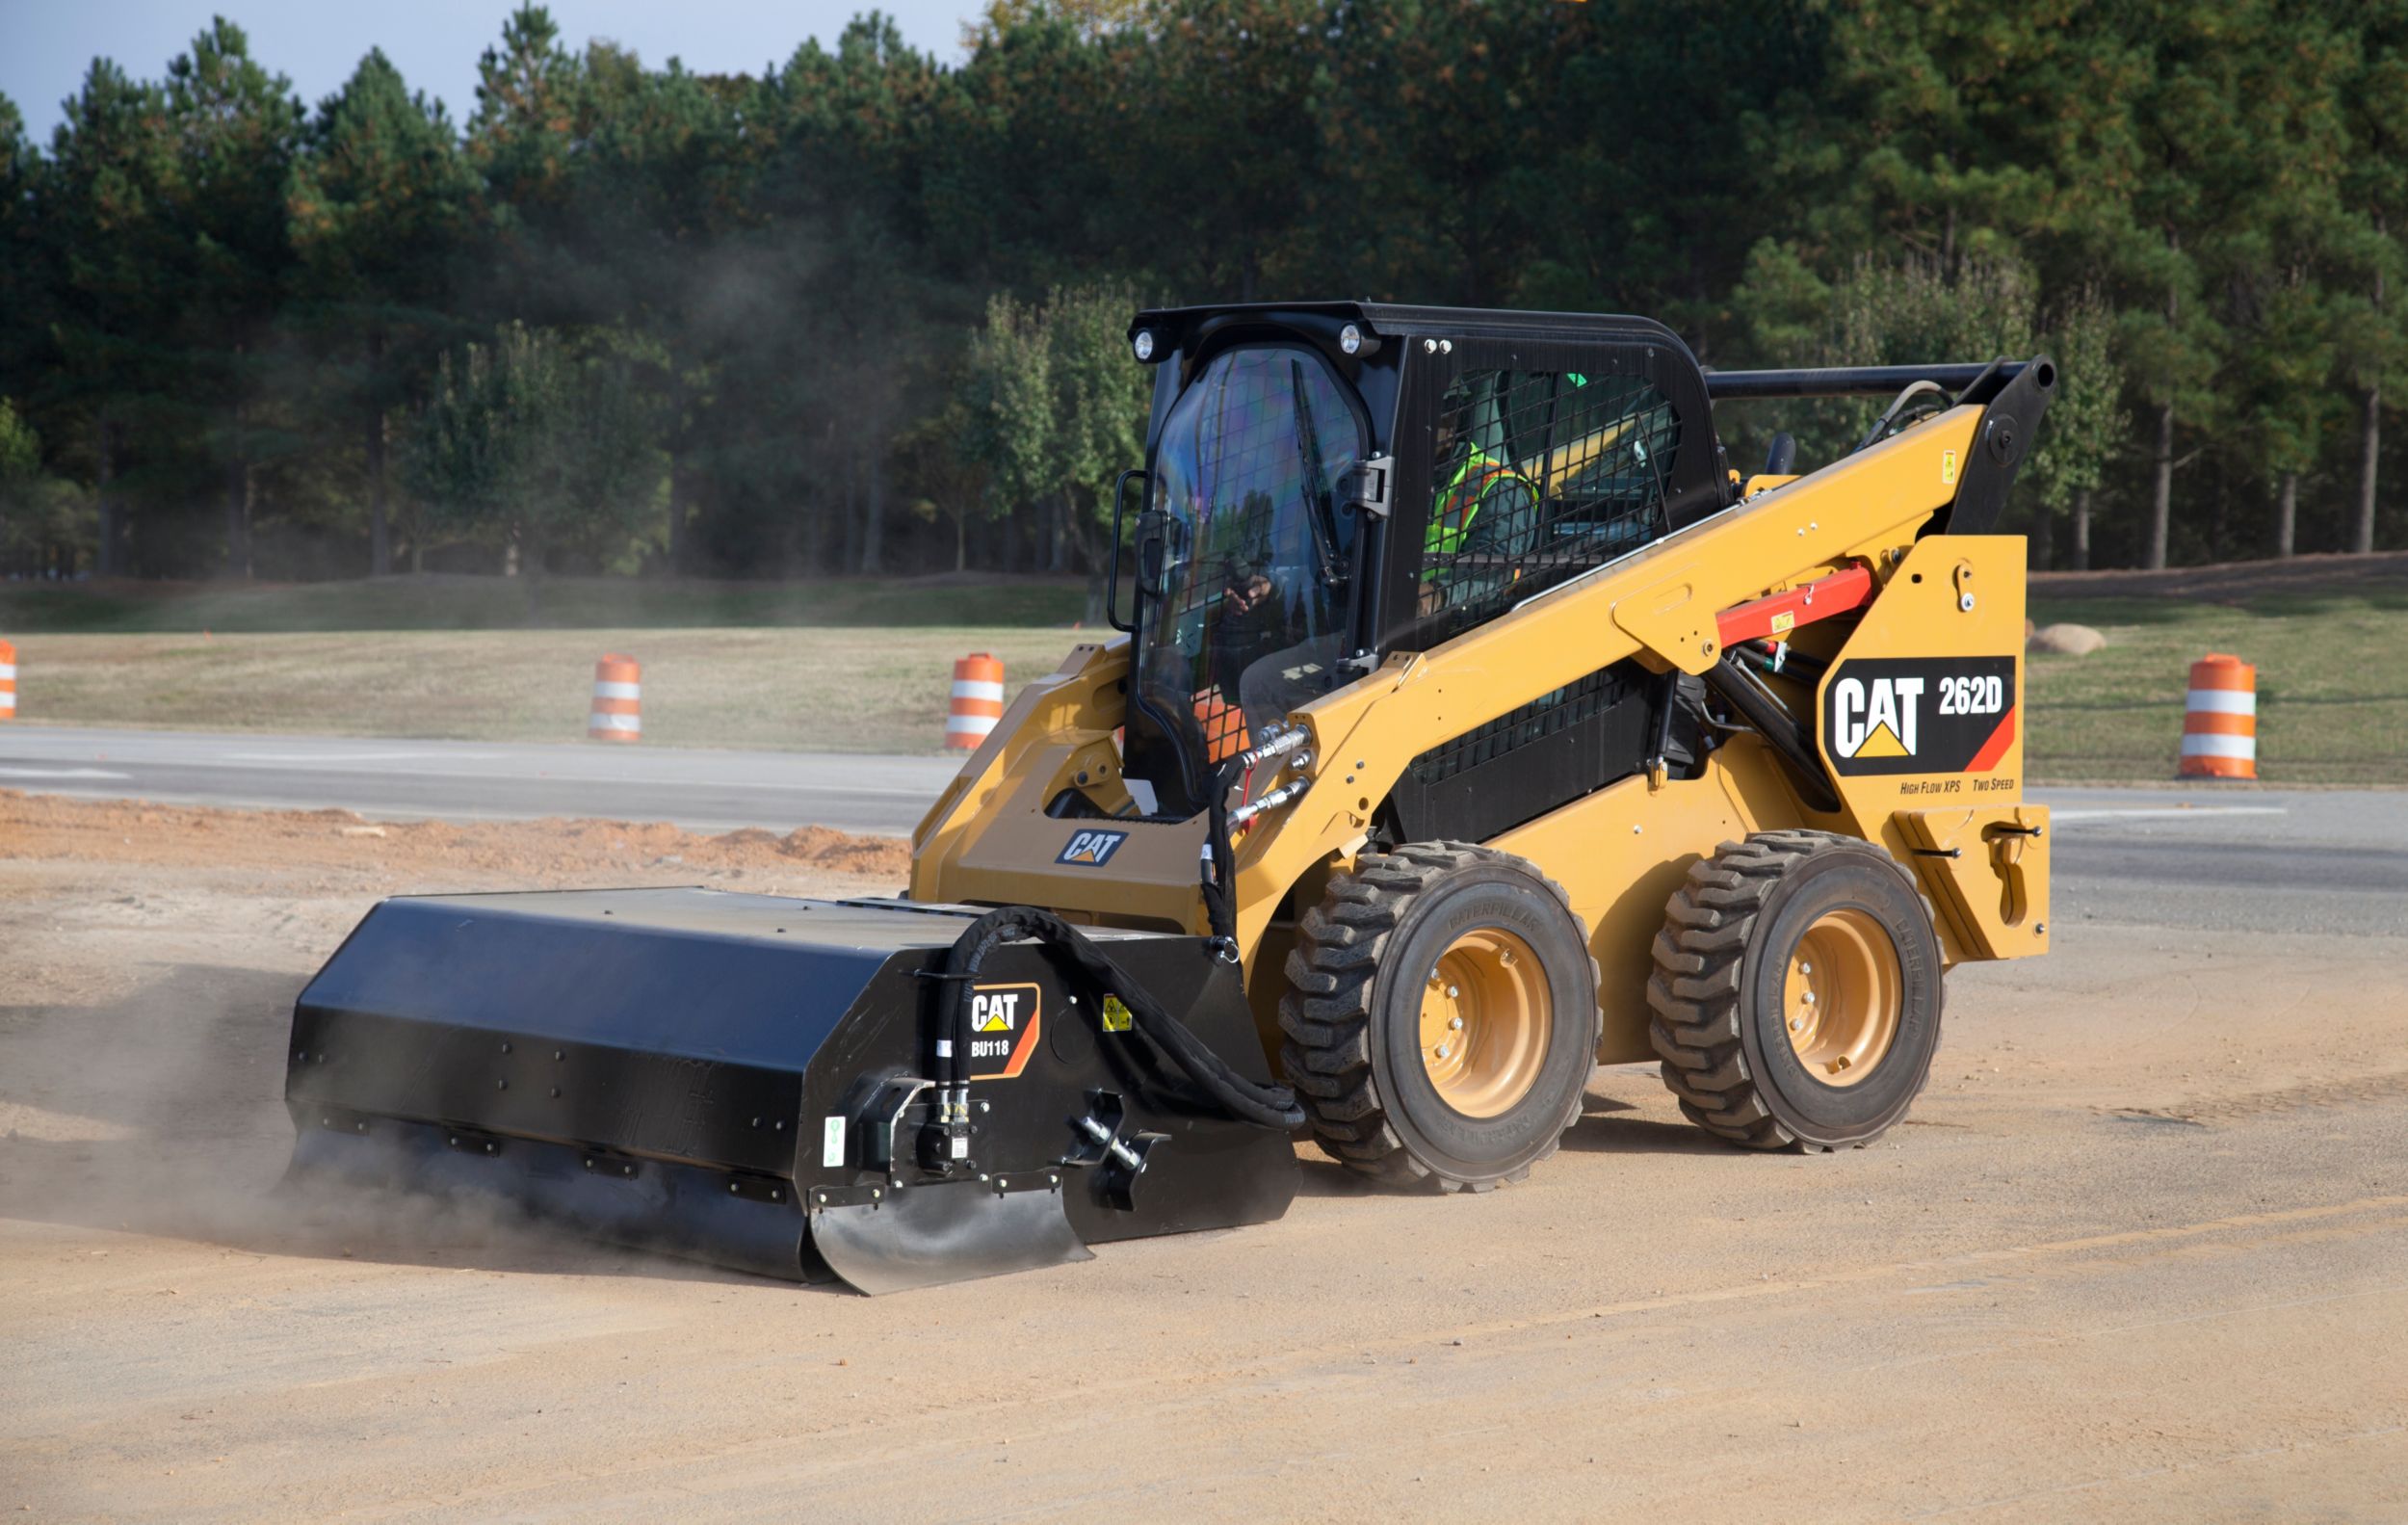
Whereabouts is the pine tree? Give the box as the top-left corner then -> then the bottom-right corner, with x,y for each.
162,18 -> 305,577
2336,1 -> 2407,553
467,6 -> 586,224
0,96 -> 43,394
34,61 -> 185,576
569,57 -> 741,573
289,49 -> 480,575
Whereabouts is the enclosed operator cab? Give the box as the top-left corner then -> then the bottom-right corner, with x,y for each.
1118,302 -> 1726,831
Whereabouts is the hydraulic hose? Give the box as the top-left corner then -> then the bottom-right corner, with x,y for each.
1850,380 -> 1951,454
1704,654 -> 1844,815
1202,780 -> 1240,954
935,905 -> 1306,1133
1198,723 -> 1310,954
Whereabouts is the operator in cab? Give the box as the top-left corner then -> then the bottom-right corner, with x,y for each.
1420,379 -> 1540,618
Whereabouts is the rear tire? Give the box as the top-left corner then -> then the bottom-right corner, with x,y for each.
1281,842 -> 1600,1192
1648,830 -> 1942,1150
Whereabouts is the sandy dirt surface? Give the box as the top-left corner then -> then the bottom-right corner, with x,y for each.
3,797 -> 2404,1522
0,789 -> 911,881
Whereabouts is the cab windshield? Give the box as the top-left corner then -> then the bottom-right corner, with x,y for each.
1133,346 -> 1363,806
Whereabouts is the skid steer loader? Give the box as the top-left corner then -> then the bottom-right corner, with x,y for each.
283,302 -> 2055,1292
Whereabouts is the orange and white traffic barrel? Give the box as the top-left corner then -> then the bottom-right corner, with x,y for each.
946,653 -> 1006,749
0,639 -> 14,720
2179,653 -> 2256,779
589,653 -> 641,742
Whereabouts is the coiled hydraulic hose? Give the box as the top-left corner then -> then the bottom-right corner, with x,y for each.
927,722 -> 1313,1139
934,905 -> 1305,1131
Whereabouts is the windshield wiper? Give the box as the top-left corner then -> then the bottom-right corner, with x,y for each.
1288,360 -> 1349,590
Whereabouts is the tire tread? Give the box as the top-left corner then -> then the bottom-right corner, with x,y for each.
1279,840 -> 1600,1192
1646,830 -> 1938,1151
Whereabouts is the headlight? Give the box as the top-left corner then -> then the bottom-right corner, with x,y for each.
1132,329 -> 1156,362
1339,324 -> 1363,355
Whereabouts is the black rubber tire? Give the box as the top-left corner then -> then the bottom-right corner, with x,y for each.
1280,842 -> 1601,1192
1647,830 -> 1942,1151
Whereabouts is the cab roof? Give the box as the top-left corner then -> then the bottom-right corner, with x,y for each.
1128,301 -> 1697,358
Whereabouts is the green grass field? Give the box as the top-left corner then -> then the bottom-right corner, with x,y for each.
2,564 -> 2400,778
2024,570 -> 2408,783
1,627 -> 1091,755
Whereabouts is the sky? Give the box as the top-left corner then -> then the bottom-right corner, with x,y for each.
0,0 -> 982,140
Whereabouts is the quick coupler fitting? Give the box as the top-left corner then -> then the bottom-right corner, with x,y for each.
917,1087 -> 977,1175
917,1118 -> 976,1175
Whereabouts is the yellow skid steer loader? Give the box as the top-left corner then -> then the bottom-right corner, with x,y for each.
284,303 -> 2055,1291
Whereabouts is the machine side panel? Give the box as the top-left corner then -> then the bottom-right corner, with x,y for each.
1488,734 -> 1792,1064
1816,535 -> 2045,964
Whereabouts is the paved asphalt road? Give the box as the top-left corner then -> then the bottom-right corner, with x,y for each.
3,723 -> 2401,934
0,724 -> 964,837
2037,786 -> 2408,938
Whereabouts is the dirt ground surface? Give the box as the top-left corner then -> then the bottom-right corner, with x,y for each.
3,797 -> 2404,1522
0,790 -> 910,881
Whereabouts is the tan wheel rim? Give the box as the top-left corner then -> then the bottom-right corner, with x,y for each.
1782,908 -> 1900,1088
1418,929 -> 1550,1117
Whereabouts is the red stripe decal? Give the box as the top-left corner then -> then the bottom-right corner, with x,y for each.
1967,705 -> 2017,773
976,1011 -> 1043,1081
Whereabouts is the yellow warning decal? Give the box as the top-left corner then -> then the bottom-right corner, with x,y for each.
1769,610 -> 1795,637
1941,448 -> 1959,486
1101,996 -> 1134,1033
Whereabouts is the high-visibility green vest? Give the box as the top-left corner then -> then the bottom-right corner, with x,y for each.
1426,450 -> 1531,557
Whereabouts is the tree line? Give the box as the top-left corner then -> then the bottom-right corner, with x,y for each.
0,0 -> 2400,594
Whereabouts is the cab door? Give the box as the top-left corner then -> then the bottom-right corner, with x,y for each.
1376,334 -> 1712,654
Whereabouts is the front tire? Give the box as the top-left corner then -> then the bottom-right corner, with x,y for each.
1281,842 -> 1600,1192
1648,831 -> 1943,1150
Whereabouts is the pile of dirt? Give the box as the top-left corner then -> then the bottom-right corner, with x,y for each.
0,789 -> 911,881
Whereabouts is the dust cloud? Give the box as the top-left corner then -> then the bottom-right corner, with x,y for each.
0,793 -> 904,1280
0,962 -> 597,1274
